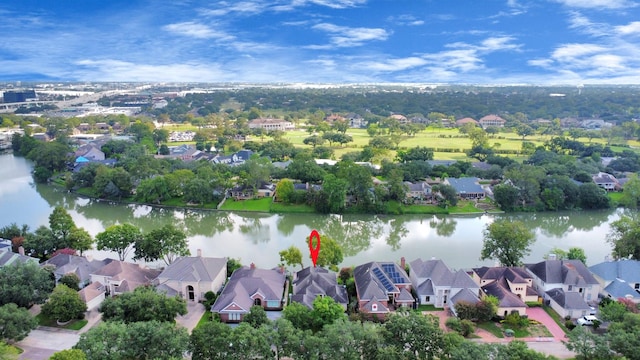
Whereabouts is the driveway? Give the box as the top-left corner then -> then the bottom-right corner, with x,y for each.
17,327 -> 80,360
526,307 -> 566,340
176,301 -> 206,333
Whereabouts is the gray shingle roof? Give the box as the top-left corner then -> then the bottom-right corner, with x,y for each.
42,254 -> 113,285
211,266 -> 286,314
411,258 -> 477,290
603,279 -> 640,300
546,288 -> 590,310
156,256 -> 226,283
482,278 -> 526,308
589,260 -> 640,284
354,261 -> 410,301
0,251 -> 38,266
291,267 -> 348,309
526,260 -> 598,286
445,177 -> 484,194
450,288 -> 480,306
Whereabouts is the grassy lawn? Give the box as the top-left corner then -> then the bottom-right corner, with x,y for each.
35,313 -> 88,330
219,197 -> 273,212
269,202 -> 316,213
477,321 -> 505,338
608,192 -> 624,205
161,197 -> 220,209
543,305 -> 570,334
449,201 -> 483,214
195,311 -> 213,329
416,304 -> 444,311
385,201 -> 450,215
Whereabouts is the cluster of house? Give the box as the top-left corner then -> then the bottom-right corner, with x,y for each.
211,256 -> 640,323
2,237 -> 639,324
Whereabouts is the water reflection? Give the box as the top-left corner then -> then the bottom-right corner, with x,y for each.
0,153 -> 627,269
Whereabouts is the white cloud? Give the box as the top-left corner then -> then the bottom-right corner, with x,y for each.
199,1 -> 268,17
303,0 -> 367,9
309,23 -> 389,48
567,12 -> 611,36
163,22 -> 234,40
360,57 -> 427,72
550,0 -> 637,9
551,43 -> 607,61
616,21 -> 640,35
74,60 -> 230,82
387,15 -> 425,26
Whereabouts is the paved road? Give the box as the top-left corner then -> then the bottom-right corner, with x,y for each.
18,327 -> 80,360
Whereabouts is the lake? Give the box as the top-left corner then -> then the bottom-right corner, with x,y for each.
0,153 -> 620,270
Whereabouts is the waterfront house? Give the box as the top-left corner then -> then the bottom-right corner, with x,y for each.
478,115 -> 506,128
42,254 -> 113,289
354,260 -> 414,319
154,253 -> 227,303
444,177 -> 486,200
409,258 -> 480,309
211,264 -> 286,323
589,259 -> 640,303
90,260 -> 160,297
592,172 -> 620,191
291,267 -> 348,310
471,266 -> 538,316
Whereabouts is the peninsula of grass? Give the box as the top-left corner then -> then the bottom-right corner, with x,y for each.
219,197 -> 272,212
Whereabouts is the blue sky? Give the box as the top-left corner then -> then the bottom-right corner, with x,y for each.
1,0 -> 639,84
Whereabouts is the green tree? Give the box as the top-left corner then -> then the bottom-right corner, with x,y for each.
134,224 -> 189,265
41,284 -> 87,322
0,303 -> 37,343
183,178 -> 214,205
384,311 -> 444,360
481,219 -> 535,266
0,262 -> 54,308
599,300 -> 628,322
99,286 -> 187,323
95,223 -> 141,261
317,173 -> 347,214
433,184 -> 458,207
22,225 -> 58,260
608,213 -> 640,260
310,295 -> 345,332
493,184 -> 520,211
608,313 -> 640,360
49,349 -> 87,360
189,321 -> 233,360
567,247 -> 587,264
228,322 -> 274,360
243,305 -> 269,328
310,234 -> 343,270
227,258 -> 242,278
282,301 -> 313,331
49,206 -> 76,247
279,246 -> 303,269
275,179 -> 295,203
75,320 -> 189,360
59,273 -> 81,291
396,146 -> 434,162
564,324 -> 611,360
621,174 -> 640,208
579,183 -> 611,210
67,227 -> 93,256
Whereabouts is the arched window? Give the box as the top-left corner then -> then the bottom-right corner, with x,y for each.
187,285 -> 195,301
254,298 -> 262,306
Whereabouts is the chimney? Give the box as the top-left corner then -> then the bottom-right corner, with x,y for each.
250,262 -> 256,270
197,249 -> 202,257
400,257 -> 406,269
18,246 -> 25,256
280,265 -> 285,274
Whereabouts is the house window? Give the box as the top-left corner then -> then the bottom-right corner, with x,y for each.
425,296 -> 430,303
568,285 -> 572,291
228,313 -> 241,321
372,304 -> 378,311
254,298 -> 262,306
635,283 -> 639,290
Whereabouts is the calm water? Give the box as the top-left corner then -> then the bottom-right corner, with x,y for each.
0,153 -> 620,270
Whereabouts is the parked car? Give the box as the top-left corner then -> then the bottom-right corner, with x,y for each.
577,315 -> 600,326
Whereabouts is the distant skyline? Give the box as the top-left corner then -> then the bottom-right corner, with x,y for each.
1,0 -> 639,84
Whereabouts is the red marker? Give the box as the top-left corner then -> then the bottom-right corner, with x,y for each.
309,229 -> 321,267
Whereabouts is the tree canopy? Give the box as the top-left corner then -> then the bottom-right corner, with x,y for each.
481,219 -> 536,266
95,223 -> 141,261
0,262 -> 54,308
133,224 -> 189,265
608,213 -> 640,260
99,286 -> 187,323
41,284 -> 87,322
0,303 -> 37,343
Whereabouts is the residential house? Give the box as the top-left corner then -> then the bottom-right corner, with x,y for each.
0,246 -> 38,267
248,118 -> 294,132
77,123 -> 91,132
589,260 -> 640,303
526,260 -> 600,318
346,113 -> 365,128
478,115 -> 506,128
155,144 -> 199,161
404,181 -> 433,203
390,114 -> 409,124
353,260 -> 414,319
154,254 -> 227,302
75,143 -> 106,161
592,172 -> 620,191
471,267 -> 538,317
90,260 -> 161,297
78,282 -> 106,311
546,288 -> 592,320
291,267 -> 348,310
455,117 -> 478,127
211,150 -> 253,167
211,264 -> 287,323
42,254 -> 113,289
409,258 -> 480,311
444,177 -> 486,200
95,122 -> 110,131
229,182 -> 276,200
580,119 -> 612,130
